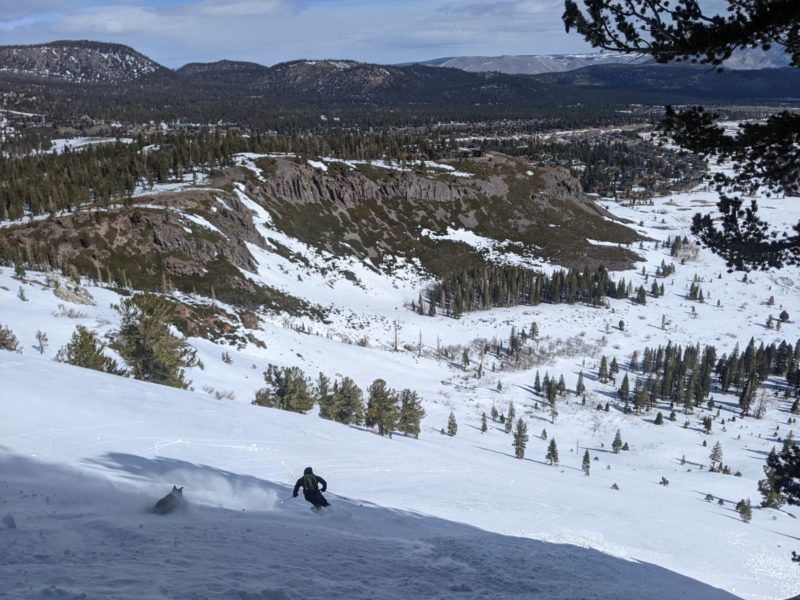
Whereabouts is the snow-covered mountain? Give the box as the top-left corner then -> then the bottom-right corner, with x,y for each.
413,53 -> 652,75
0,40 -> 167,84
413,48 -> 792,75
1,154 -> 800,599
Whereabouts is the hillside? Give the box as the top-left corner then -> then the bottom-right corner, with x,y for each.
0,40 -> 167,84
1,152 -> 799,598
0,153 -> 642,311
0,355 -> 746,600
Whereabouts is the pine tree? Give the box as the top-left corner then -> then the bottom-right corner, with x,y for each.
505,402 -> 516,433
490,405 -> 499,421
582,449 -> 591,476
317,373 -> 334,420
398,389 -> 425,438
758,447 -> 787,508
702,415 -> 713,434
34,330 -> 48,355
481,412 -> 488,433
739,375 -> 758,416
735,499 -> 753,523
56,326 -> 122,374
546,438 -> 559,465
612,429 -> 623,454
710,441 -> 723,470
113,295 -> 196,389
618,373 -> 630,403
512,418 -> 528,459
366,379 -> 399,436
534,371 -> 542,394
0,323 -> 20,352
609,357 -> 619,377
332,377 -> 365,424
654,411 -> 664,425
763,441 -> 800,507
599,356 -> 609,383
576,371 -> 585,396
446,411 -> 458,436
253,364 -> 315,413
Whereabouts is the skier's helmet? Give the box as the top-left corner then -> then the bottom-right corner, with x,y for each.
304,467 -> 313,475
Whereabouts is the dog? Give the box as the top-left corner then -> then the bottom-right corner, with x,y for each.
153,485 -> 185,515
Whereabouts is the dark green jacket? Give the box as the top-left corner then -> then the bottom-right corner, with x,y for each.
293,473 -> 327,496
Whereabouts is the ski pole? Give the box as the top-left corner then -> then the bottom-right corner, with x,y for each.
325,491 -> 362,507
278,495 -> 294,504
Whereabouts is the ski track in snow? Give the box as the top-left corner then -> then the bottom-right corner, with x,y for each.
1,160 -> 800,599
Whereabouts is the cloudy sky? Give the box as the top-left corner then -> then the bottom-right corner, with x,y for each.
0,0 -> 599,66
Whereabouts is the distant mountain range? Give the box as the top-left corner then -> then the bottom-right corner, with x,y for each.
0,41 -> 797,117
407,53 -> 652,75
410,47 -> 792,75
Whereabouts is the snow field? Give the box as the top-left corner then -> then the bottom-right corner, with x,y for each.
1,165 -> 799,598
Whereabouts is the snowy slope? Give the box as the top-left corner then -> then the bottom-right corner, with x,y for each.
0,356 -> 754,600
1,165 -> 800,598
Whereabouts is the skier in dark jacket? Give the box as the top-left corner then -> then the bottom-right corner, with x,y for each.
293,467 -> 330,509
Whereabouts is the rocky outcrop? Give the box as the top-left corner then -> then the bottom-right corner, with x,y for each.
259,160 -> 479,207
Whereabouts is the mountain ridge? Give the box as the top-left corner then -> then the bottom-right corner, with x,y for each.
0,40 -> 797,117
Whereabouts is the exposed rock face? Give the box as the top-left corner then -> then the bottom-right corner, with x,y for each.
260,160 -> 479,207
239,154 -> 640,272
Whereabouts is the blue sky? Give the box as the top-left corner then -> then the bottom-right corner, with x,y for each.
0,0 -> 597,66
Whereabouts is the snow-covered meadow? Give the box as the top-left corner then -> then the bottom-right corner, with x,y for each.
1,171 -> 799,599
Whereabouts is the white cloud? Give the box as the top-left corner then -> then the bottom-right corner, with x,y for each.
55,5 -> 164,35
0,0 -> 65,22
193,0 -> 301,17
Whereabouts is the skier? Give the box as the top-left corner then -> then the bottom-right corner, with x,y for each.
293,467 -> 330,511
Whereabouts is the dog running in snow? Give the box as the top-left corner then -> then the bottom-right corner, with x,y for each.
153,485 -> 185,515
